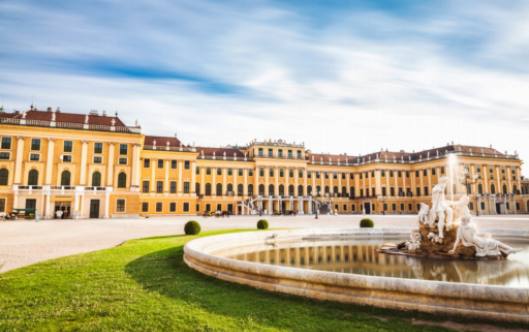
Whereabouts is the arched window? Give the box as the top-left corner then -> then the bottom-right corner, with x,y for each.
478,184 -> 483,195
490,184 -> 496,194
324,186 -> 330,194
28,169 -> 39,186
513,185 -> 518,195
205,183 -> 212,196
307,185 -> 312,195
195,183 -> 200,195
227,183 -> 233,194
350,187 -> 355,198
278,185 -> 284,196
288,185 -> 294,196
216,183 -> 222,196
248,184 -> 254,196
268,184 -> 274,196
61,170 -> 71,186
258,184 -> 265,196
502,184 -> 508,194
0,168 -> 9,185
237,184 -> 243,196
342,186 -> 347,196
117,172 -> 127,188
91,171 -> 101,187
316,185 -> 321,195
298,185 -> 303,196
333,186 -> 338,196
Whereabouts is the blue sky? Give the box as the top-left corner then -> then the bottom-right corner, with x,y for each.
1,0 -> 529,174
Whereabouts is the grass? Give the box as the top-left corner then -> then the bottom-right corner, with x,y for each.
0,230 -> 513,331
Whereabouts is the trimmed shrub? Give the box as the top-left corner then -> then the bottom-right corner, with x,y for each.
257,219 -> 269,230
359,218 -> 374,228
184,220 -> 201,235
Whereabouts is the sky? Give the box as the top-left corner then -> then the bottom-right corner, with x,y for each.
1,0 -> 529,175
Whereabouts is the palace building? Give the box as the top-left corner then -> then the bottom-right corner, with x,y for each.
0,107 -> 528,219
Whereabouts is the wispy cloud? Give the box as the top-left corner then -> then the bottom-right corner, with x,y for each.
1,0 -> 529,174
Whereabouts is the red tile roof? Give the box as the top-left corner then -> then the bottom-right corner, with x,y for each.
144,135 -> 182,148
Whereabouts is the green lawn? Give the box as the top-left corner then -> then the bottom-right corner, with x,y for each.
0,230 -> 508,331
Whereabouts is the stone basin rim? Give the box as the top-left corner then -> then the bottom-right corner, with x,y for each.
184,228 -> 529,323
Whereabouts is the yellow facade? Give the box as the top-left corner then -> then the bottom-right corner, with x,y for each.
1,108 -> 528,218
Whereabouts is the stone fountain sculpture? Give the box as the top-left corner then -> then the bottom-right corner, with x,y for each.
382,176 -> 515,260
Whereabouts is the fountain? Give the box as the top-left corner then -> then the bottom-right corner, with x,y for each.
381,154 -> 515,260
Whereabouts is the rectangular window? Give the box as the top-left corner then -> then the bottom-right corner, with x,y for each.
0,152 -> 10,160
217,168 -> 222,175
416,187 -> 421,196
158,160 -> 164,168
259,169 -> 264,177
288,150 -> 293,158
94,142 -> 103,154
170,202 -> 176,212
184,182 -> 190,193
206,168 -> 211,175
119,157 -> 127,165
116,199 -> 126,212
62,155 -> 72,163
142,202 -> 149,212
171,160 -> 177,169
93,156 -> 102,164
424,186 -> 429,196
142,181 -> 149,193
238,169 -> 243,176
258,148 -> 263,156
63,140 -> 73,152
183,202 -> 189,212
278,149 -> 283,157
31,138 -> 40,151
119,144 -> 128,155
184,161 -> 190,169
30,153 -> 40,161
228,168 -> 233,176
297,150 -> 302,159
156,202 -> 162,212
268,148 -> 273,157
170,181 -> 177,193
156,181 -> 163,193
144,159 -> 150,168
1,137 -> 11,149
0,198 -> 5,212
249,170 -> 253,176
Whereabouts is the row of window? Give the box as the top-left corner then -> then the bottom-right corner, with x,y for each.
142,201 -> 190,212
143,159 -> 190,169
0,168 -> 128,188
257,147 -> 303,159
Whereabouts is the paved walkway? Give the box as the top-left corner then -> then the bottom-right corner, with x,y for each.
1,214 -> 529,273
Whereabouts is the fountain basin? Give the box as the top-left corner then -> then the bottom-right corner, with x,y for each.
184,228 -> 529,323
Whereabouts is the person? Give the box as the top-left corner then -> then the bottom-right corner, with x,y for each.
55,209 -> 63,219
449,216 -> 515,257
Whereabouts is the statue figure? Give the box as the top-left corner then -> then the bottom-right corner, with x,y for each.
430,176 -> 453,241
405,230 -> 422,252
417,203 -> 430,224
449,216 -> 515,257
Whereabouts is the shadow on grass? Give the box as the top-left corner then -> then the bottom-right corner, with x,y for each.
124,243 -> 485,332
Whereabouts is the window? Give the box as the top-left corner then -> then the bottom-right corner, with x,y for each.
61,170 -> 71,186
0,168 -> 8,185
279,169 -> 284,177
228,168 -> 233,176
31,138 -> 40,151
206,168 -> 211,175
142,202 -> 149,212
27,169 -> 38,186
93,156 -> 102,164
0,198 -> 5,212
91,171 -> 101,187
278,149 -> 283,157
144,159 -> 150,168
237,184 -> 244,196
183,202 -> 189,212
258,148 -> 263,156
117,172 -> 127,188
0,152 -> 9,160
184,182 -> 190,193
119,144 -> 128,155
1,137 -> 11,149
62,155 -> 72,163
158,160 -> 164,168
171,160 -> 177,169
424,186 -> 429,196
116,199 -> 126,212
94,142 -> 103,154
205,183 -> 212,195
238,169 -> 243,176
432,168 -> 436,176
156,181 -> 163,193
119,157 -> 127,165
170,202 -> 176,212
217,168 -> 222,176
423,169 -> 427,176
289,169 -> 294,177
156,202 -> 162,212
248,184 -> 254,195
63,141 -> 72,152
184,161 -> 190,169
249,170 -> 253,176
297,150 -> 302,158
259,168 -> 264,177
268,148 -> 273,157
142,181 -> 149,193
216,183 -> 222,196
288,150 -> 293,158
170,181 -> 177,193
30,153 -> 40,161
269,169 -> 274,177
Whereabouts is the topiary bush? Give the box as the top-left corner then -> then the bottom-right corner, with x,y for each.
184,220 -> 201,235
359,218 -> 374,228
257,219 -> 269,230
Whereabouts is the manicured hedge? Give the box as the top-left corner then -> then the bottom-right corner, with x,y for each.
359,218 -> 374,228
184,220 -> 201,235
257,219 -> 269,230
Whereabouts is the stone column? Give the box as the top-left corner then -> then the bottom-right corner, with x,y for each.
243,169 -> 248,196
346,172 -> 351,197
78,141 -> 88,185
274,167 -> 279,196
191,161 -> 196,194
106,143 -> 115,186
177,161 -> 183,193
45,138 -> 55,185
222,168 -> 227,196
200,168 -> 205,195
233,168 -> 238,196
131,144 -> 141,190
212,168 -> 217,197
104,187 -> 111,218
264,167 -> 270,196
164,160 -> 170,192
150,161 -> 156,192
14,137 -> 25,184
303,169 -> 308,196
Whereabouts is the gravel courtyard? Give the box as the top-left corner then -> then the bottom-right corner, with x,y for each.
1,214 -> 529,273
